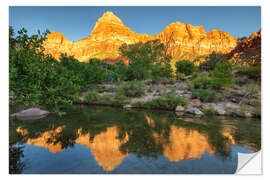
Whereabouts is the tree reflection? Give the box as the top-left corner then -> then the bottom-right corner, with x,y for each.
9,144 -> 25,174
10,105 -> 261,172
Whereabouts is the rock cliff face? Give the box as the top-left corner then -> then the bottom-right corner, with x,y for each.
225,29 -> 261,65
43,11 -> 238,62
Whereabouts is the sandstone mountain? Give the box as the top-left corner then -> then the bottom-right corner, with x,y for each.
43,11 -> 238,62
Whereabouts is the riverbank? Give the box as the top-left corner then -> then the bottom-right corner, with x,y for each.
76,79 -> 261,118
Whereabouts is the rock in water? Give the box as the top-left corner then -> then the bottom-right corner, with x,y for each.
185,107 -> 204,116
10,108 -> 49,120
123,104 -> 132,109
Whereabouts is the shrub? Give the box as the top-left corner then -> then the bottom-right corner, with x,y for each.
192,89 -> 220,102
167,95 -> 188,106
199,52 -> 225,71
151,62 -> 173,80
115,80 -> 145,97
212,61 -> 234,88
191,76 -> 214,89
235,75 -> 251,86
111,61 -> 129,81
85,59 -> 111,84
236,65 -> 261,81
84,91 -> 101,103
175,60 -> 196,76
176,72 -> 186,80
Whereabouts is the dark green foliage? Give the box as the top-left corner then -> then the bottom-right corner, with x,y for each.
84,91 -> 101,103
212,61 -> 234,88
199,52 -> 225,71
9,27 -> 80,111
110,61 -> 129,81
191,89 -> 220,102
151,62 -> 173,80
175,60 -> 196,76
119,40 -> 172,80
115,80 -> 145,97
191,76 -> 214,89
87,59 -> 112,84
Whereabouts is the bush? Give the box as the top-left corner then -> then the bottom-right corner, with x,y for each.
111,61 -> 129,81
151,62 -> 173,80
166,95 -> 188,106
199,52 -> 224,71
84,91 -> 101,103
212,61 -> 234,88
192,89 -> 220,102
235,75 -> 251,86
115,80 -> 145,97
175,60 -> 196,76
86,59 -> 111,84
191,76 -> 214,89
236,65 -> 261,81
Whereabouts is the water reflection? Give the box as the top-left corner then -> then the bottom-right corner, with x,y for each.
10,105 -> 261,174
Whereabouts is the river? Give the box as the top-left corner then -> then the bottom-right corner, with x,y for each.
9,105 -> 261,174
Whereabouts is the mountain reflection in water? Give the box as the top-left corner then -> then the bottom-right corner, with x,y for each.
10,105 -> 261,174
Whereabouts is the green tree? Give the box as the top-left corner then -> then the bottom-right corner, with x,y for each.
119,40 -> 172,80
199,52 -> 225,71
9,27 -> 80,111
175,60 -> 196,76
212,61 -> 235,88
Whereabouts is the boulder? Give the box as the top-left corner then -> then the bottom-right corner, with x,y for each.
235,111 -> 253,118
10,108 -> 49,120
191,99 -> 201,105
123,104 -> 132,109
205,103 -> 226,115
224,102 -> 240,109
185,107 -> 204,116
175,105 -> 185,112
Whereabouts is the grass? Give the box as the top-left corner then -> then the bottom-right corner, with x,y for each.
191,89 -> 221,102
84,91 -> 126,106
84,91 -> 101,103
115,80 -> 145,98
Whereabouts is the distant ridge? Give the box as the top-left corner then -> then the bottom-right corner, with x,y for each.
43,11 -> 238,62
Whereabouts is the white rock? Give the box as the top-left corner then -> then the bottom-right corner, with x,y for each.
211,103 -> 227,115
185,107 -> 204,115
175,105 -> 185,112
10,108 -> 49,120
123,104 -> 132,108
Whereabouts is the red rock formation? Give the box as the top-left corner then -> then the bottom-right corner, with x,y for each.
43,11 -> 238,63
225,29 -> 261,65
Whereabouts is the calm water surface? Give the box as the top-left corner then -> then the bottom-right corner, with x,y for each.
9,105 -> 261,174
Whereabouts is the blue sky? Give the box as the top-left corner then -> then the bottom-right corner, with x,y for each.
9,6 -> 261,41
